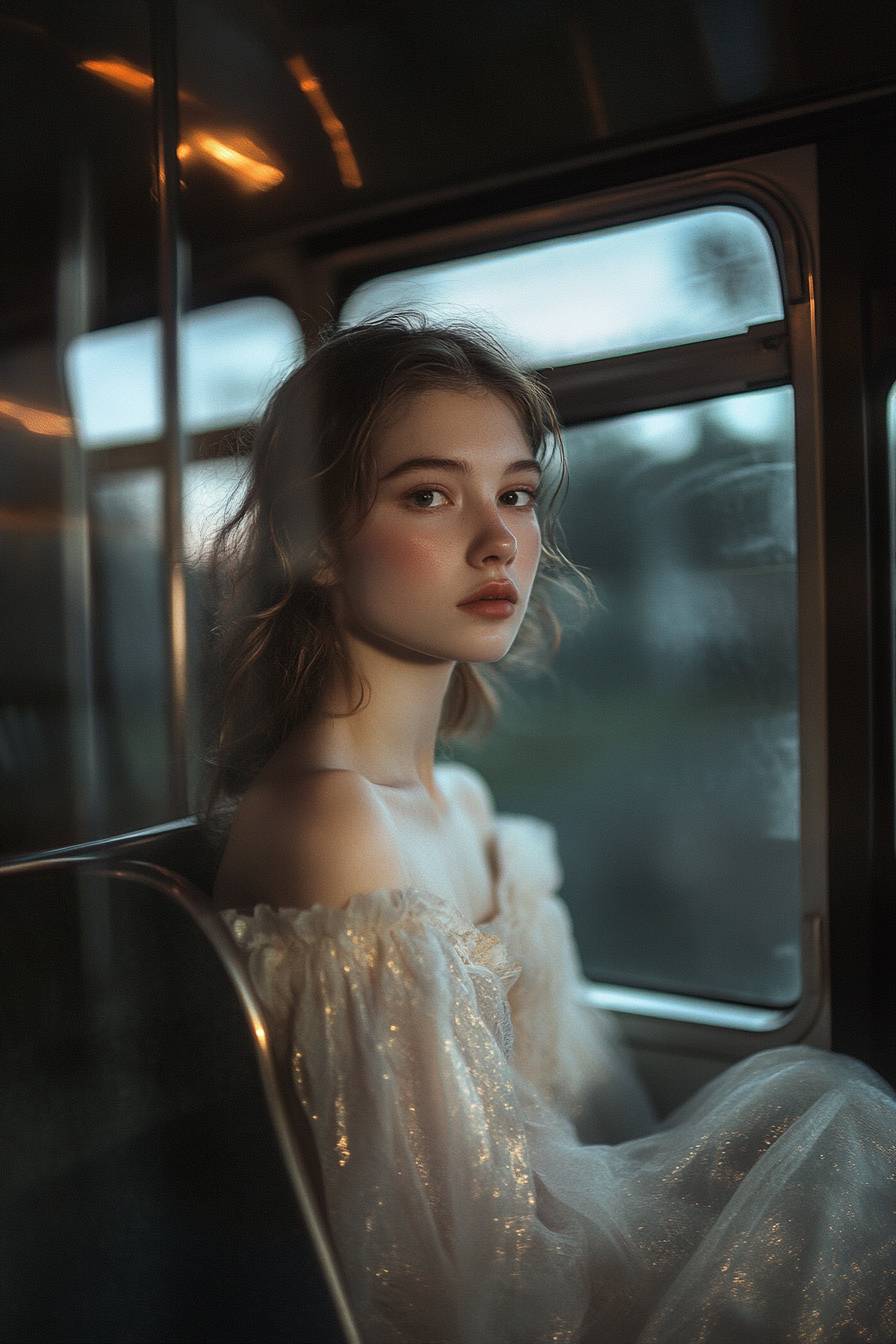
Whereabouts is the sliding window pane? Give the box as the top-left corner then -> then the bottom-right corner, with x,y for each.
342,207 -> 782,367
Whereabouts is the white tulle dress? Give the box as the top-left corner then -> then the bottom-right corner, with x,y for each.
221,813 -> 896,1343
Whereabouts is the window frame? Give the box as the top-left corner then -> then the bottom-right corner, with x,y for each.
325,145 -> 826,1056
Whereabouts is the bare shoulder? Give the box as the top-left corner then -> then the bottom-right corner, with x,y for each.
436,761 -> 496,836
213,768 -> 406,913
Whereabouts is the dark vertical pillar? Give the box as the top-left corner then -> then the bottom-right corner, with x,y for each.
861,116 -> 896,1084
817,128 -> 880,1069
150,0 -> 189,816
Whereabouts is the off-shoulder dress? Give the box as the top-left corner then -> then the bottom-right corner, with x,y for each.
221,813 -> 896,1344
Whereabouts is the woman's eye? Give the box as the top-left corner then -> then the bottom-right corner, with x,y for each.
403,486 -> 539,510
502,487 -> 539,508
405,488 -> 449,509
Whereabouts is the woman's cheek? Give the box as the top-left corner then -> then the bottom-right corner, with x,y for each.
506,515 -> 538,572
358,524 -> 444,588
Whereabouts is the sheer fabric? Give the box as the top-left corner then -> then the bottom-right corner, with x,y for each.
221,814 -> 896,1343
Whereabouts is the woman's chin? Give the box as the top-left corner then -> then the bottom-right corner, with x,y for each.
342,614 -> 521,665
455,634 -> 520,663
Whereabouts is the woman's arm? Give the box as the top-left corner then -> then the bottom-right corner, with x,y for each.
222,883 -> 591,1344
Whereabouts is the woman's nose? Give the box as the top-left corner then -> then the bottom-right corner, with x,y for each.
470,507 -> 517,563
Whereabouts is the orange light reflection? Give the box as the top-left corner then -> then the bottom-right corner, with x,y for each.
78,57 -> 154,94
77,57 -> 202,108
287,54 -> 362,189
79,58 -> 283,192
189,132 -> 284,190
0,399 -> 73,437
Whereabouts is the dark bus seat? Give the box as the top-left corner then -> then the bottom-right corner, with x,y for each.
0,825 -> 362,1344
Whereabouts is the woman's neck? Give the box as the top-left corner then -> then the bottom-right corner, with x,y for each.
294,628 -> 457,799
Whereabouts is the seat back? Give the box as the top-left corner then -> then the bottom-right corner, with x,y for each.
8,814 -> 224,891
0,833 -> 361,1344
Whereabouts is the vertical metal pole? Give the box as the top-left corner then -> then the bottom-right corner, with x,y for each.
151,0 -> 189,817
57,151 -> 103,842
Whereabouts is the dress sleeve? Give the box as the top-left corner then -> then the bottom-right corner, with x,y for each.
495,817 -> 656,1144
221,891 -> 590,1344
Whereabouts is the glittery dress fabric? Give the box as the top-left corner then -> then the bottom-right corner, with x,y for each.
221,814 -> 896,1343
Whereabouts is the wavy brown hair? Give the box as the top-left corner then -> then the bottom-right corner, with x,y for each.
200,312 -> 596,831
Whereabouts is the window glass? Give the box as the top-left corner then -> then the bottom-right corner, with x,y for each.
183,457 -> 246,569
182,456 -> 247,811
342,207 -> 783,367
90,471 -> 168,831
65,298 -> 303,449
448,387 -> 800,1006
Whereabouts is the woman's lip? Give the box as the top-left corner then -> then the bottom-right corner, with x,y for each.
460,587 -> 517,603
457,598 -> 516,618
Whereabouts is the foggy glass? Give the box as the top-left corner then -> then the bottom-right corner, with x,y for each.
450,388 -> 801,1007
342,207 -> 783,367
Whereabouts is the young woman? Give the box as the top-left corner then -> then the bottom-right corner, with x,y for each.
208,314 -> 896,1343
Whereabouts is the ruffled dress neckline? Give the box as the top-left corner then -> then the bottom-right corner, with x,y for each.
219,814 -> 564,997
221,812 -> 539,932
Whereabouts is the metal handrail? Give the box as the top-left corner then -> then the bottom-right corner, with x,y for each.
0,814 -> 209,872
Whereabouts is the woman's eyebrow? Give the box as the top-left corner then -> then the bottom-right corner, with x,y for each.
378,455 -> 542,482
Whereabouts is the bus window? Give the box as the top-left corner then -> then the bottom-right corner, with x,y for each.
342,207 -> 783,367
340,201 -> 800,1008
46,299 -> 303,843
65,297 -> 303,448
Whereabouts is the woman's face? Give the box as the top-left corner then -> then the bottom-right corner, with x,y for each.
329,386 -> 543,664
